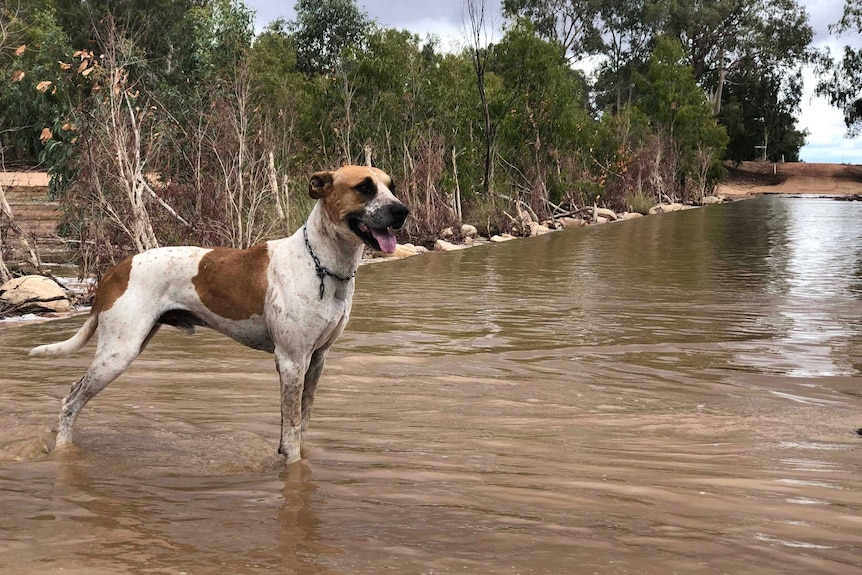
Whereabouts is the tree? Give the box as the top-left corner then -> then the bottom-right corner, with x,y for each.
665,0 -> 812,116
493,21 -> 591,210
719,68 -> 807,162
465,0 -> 497,197
592,0 -> 665,113
291,0 -> 370,75
45,0 -> 207,85
502,0 -> 603,62
63,22 -> 161,256
0,4 -> 74,164
635,36 -> 728,201
817,0 -> 862,136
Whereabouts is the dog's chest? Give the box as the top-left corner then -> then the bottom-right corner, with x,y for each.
204,314 -> 274,352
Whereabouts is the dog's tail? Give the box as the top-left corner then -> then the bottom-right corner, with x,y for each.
29,313 -> 98,357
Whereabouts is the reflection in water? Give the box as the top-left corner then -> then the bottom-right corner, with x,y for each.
773,199 -> 859,377
1,196 -> 861,574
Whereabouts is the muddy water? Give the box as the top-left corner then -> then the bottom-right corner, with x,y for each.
1,196 -> 861,574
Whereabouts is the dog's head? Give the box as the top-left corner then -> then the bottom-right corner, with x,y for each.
309,165 -> 409,254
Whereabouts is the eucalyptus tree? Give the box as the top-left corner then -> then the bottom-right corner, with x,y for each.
502,0 -> 604,62
664,0 -> 812,116
492,21 -> 592,207
817,0 -> 862,136
634,36 -> 728,201
719,67 -> 807,162
593,0 -> 667,113
291,0 -> 370,75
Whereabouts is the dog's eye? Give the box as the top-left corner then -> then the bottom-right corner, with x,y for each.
355,178 -> 376,196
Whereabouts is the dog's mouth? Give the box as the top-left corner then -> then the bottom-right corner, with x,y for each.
349,218 -> 398,254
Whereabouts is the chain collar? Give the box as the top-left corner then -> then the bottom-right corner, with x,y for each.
303,226 -> 356,299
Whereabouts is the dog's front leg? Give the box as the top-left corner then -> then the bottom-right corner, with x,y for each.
301,348 -> 328,443
275,350 -> 306,464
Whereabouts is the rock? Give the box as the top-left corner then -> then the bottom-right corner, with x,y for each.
701,195 -> 722,205
434,239 -> 464,252
0,275 -> 71,313
440,227 -> 455,239
393,243 -> 420,258
558,217 -> 587,229
594,216 -> 609,224
619,212 -> 644,220
528,222 -> 553,236
649,203 -> 684,214
460,224 -> 478,238
594,207 -> 618,221
490,233 -> 516,243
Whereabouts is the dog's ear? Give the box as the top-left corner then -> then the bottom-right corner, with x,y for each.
309,171 -> 334,199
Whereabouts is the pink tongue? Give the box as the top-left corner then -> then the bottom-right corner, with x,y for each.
371,227 -> 397,254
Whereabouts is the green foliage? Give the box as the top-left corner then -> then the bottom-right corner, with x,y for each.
632,37 -> 728,201
187,0 -> 254,85
291,0 -> 370,75
0,6 -> 74,165
625,188 -> 653,215
502,0 -> 603,61
719,68 -> 807,162
817,0 -> 862,136
493,21 -> 592,205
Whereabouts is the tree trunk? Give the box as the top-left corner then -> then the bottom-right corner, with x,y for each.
713,67 -> 727,116
268,151 -> 285,221
466,0 -> 494,198
452,146 -> 462,221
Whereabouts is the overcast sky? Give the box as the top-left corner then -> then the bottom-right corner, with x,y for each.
244,0 -> 861,164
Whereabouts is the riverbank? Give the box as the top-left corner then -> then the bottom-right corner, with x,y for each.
3,162 -> 862,320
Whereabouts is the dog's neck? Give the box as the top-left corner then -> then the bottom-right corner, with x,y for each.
303,202 -> 365,280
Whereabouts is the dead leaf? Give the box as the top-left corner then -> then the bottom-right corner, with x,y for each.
59,61 -> 71,70
12,70 -> 25,82
81,67 -> 94,77
77,60 -> 88,73
15,45 -> 26,56
35,80 -> 52,93
39,128 -> 53,143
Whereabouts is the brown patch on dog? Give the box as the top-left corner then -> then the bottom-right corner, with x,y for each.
193,244 -> 270,320
92,256 -> 133,313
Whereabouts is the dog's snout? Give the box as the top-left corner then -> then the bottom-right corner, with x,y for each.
389,203 -> 409,228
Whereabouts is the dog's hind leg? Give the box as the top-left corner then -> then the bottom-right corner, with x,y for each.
55,321 -> 155,447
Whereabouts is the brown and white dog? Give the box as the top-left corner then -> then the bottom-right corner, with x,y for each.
29,165 -> 408,463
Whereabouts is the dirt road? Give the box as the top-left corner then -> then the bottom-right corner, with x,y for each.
717,161 -> 862,197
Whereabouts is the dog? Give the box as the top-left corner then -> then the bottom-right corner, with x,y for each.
29,165 -> 408,463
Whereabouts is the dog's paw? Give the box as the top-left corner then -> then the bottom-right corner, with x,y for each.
277,443 -> 302,464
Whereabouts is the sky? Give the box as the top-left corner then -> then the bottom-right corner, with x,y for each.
245,0 -> 862,164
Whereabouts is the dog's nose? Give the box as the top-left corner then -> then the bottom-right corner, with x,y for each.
390,203 -> 409,228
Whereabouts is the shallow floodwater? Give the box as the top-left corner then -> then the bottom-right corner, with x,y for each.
1,196 -> 861,574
